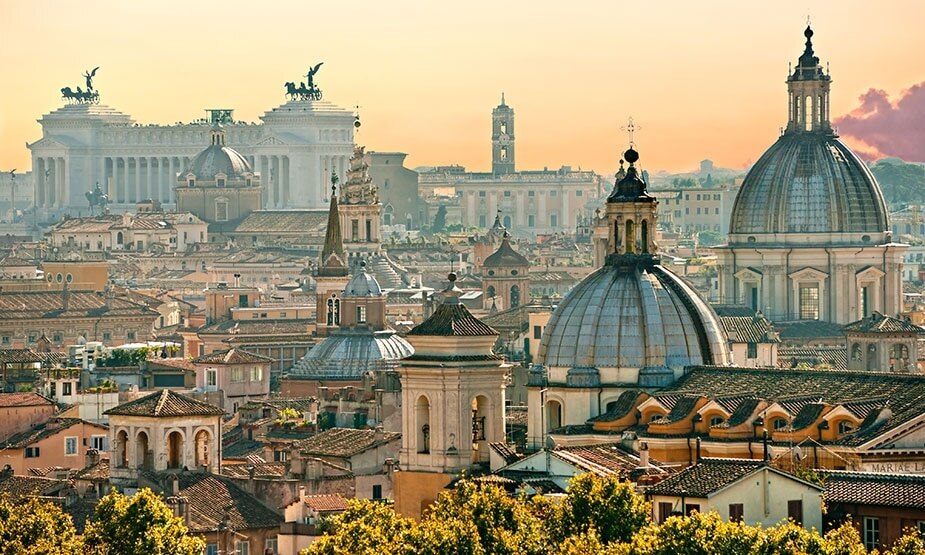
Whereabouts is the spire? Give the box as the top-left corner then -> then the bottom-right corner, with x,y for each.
500,92 -> 506,106
608,147 -> 652,203
786,23 -> 831,133
791,24 -> 827,81
319,172 -> 348,277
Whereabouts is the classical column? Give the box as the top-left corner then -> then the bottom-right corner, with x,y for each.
55,158 -> 65,209
122,157 -> 130,204
258,155 -> 268,206
146,157 -> 154,202
561,188 -> 569,229
34,158 -> 45,208
168,157 -> 176,204
282,156 -> 290,207
98,155 -> 107,197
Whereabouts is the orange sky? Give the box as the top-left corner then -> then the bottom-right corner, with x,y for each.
1,0 -> 922,175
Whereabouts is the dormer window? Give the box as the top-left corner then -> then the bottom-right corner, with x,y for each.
245,179 -> 252,187
187,178 -> 195,187
837,421 -> 855,436
217,178 -> 226,188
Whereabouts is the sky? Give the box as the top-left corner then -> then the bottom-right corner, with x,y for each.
1,0 -> 923,176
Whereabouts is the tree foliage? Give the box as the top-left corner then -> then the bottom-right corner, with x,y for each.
0,496 -> 83,555
83,488 -> 205,555
549,473 -> 650,545
869,158 -> 925,206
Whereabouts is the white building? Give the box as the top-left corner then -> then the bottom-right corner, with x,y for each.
28,82 -> 356,214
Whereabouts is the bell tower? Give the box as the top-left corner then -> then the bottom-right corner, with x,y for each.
786,25 -> 832,133
491,93 -> 515,175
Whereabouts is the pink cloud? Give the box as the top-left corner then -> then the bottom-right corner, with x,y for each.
834,83 -> 925,163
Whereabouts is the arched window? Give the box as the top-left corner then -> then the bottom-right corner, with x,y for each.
383,204 -> 393,226
416,396 -> 430,454
805,95 -> 814,131
116,430 -> 128,468
167,430 -> 184,470
510,285 -> 521,308
546,400 -> 562,431
641,220 -> 649,254
472,395 -> 490,464
851,343 -> 862,361
772,417 -> 789,431
136,431 -> 150,471
327,295 -> 340,326
867,344 -> 878,371
194,430 -> 210,468
625,220 -> 635,253
357,305 -> 366,324
614,221 -> 620,252
503,215 -> 511,228
116,232 -> 124,245
709,415 -> 725,427
486,285 -> 496,298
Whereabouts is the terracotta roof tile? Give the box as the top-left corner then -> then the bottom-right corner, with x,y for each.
105,389 -> 224,417
4,418 -> 102,448
192,348 -> 274,365
844,313 -> 925,334
819,470 -> 925,509
646,458 -> 771,497
176,473 -> 282,533
0,349 -> 44,364
0,392 -> 54,408
302,493 -> 349,512
294,427 -> 400,458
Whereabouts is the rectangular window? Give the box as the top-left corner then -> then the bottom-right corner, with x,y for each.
528,215 -> 535,227
658,502 -> 673,522
478,191 -> 486,197
528,191 -> 535,197
696,207 -> 701,215
28,335 -> 36,344
250,366 -> 263,382
127,331 -> 136,341
92,436 -> 106,450
63,382 -> 72,395
25,447 -> 40,458
53,333 -> 62,343
787,500 -> 803,524
533,325 -> 542,340
503,190 -> 511,197
550,190 -> 557,197
674,210 -> 681,218
265,538 -> 277,555
714,207 -> 720,214
696,194 -> 701,201
1,336 -> 9,345
799,285 -> 820,320
685,207 -> 690,215
217,178 -> 225,188
235,541 -> 249,555
479,215 -> 487,227
65,437 -> 78,456
351,220 -> 359,242
685,194 -> 690,201
685,503 -> 700,516
550,214 -> 558,228
231,368 -> 244,383
215,202 -> 228,222
102,332 -> 112,342
729,503 -> 744,522
357,306 -> 367,324
279,312 -> 287,318
274,450 -> 288,462
863,517 -> 879,551
576,190 -> 583,197
714,194 -> 721,200
372,484 -> 383,500
206,545 -> 218,555
747,343 -> 758,359
206,369 -> 217,387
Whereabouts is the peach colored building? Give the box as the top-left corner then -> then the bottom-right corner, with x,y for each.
0,392 -> 56,441
2,417 -> 108,475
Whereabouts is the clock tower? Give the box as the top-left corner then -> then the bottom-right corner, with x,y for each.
491,93 -> 515,175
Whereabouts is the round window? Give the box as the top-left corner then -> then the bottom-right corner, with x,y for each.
862,235 -> 871,242
487,270 -> 495,276
56,273 -> 63,283
511,270 -> 518,276
747,236 -> 756,243
46,273 -> 53,282
66,273 -> 73,283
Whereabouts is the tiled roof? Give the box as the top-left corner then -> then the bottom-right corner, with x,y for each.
720,316 -> 778,343
661,395 -> 701,423
192,348 -> 273,365
0,392 -> 54,408
408,302 -> 498,337
176,472 -> 282,533
198,319 -> 314,336
222,439 -> 265,460
230,210 -> 328,234
646,458 -> 770,497
294,427 -> 400,458
483,236 -> 529,268
844,313 -> 925,334
489,442 -> 520,464
147,358 -> 197,372
222,462 -> 287,479
0,349 -> 44,364
4,418 -> 96,448
0,473 -> 70,500
302,493 -> 349,512
726,398 -> 762,427
790,403 -> 826,431
712,304 -> 759,318
74,458 -> 110,481
776,320 -> 845,340
553,444 -> 664,476
778,346 -> 848,370
590,390 -> 642,422
668,366 -> 925,447
105,389 -> 224,417
819,470 -> 925,509
0,290 -> 159,320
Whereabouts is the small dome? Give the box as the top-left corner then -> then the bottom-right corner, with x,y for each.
186,126 -> 253,179
288,329 -> 413,380
537,263 -> 729,385
483,235 -> 529,268
344,264 -> 382,297
729,133 -> 888,237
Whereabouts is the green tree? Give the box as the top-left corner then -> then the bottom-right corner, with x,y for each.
83,488 -> 205,555
696,230 -> 724,247
550,473 -> 650,545
306,499 -> 416,555
870,158 -> 925,206
432,205 -> 447,232
887,527 -> 925,554
0,496 -> 83,555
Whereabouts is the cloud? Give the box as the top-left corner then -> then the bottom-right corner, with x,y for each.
833,83 -> 925,163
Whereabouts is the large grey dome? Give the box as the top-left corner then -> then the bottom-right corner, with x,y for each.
288,329 -> 413,380
537,262 -> 729,381
729,133 -> 888,237
187,126 -> 253,179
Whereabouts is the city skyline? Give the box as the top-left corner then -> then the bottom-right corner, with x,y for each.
1,0 -> 923,176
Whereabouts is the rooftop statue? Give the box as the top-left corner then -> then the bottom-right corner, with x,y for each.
62,68 -> 100,104
284,62 -> 324,101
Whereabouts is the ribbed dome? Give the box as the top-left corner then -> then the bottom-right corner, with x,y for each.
537,262 -> 729,383
187,126 -> 252,179
288,329 -> 413,380
344,266 -> 382,297
729,133 -> 887,237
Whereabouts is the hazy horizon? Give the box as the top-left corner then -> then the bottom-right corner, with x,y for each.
2,0 -> 923,176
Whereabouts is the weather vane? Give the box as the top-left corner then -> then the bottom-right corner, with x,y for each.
621,117 -> 641,147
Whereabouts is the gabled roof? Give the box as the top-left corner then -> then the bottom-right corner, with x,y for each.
646,458 -> 822,498
844,312 -> 925,334
0,349 -> 44,364
104,389 -> 224,417
0,473 -> 70,500
0,392 -> 55,408
191,348 -> 274,365
293,427 -> 400,458
3,418 -> 106,448
176,472 -> 282,533
819,470 -> 925,509
302,493 -> 349,512
408,302 -> 498,337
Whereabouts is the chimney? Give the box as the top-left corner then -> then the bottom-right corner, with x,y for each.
85,448 -> 100,468
288,448 -> 304,477
637,442 -> 650,469
307,458 -> 322,481
373,425 -> 384,443
695,437 -> 702,463
762,429 -> 770,461
171,474 -> 180,496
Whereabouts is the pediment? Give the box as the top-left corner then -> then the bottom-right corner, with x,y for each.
734,267 -> 763,281
255,136 -> 288,146
29,137 -> 69,151
856,265 -> 886,280
788,267 -> 829,281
